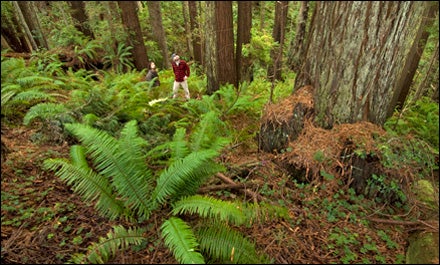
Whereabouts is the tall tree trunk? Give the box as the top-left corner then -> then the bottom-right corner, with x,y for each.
393,1 -> 439,111
236,1 -> 253,84
204,1 -> 218,95
287,1 -> 309,72
215,1 -> 236,87
268,1 -> 289,83
146,1 -> 169,69
12,1 -> 37,51
117,1 -> 149,71
294,2 -> 428,128
1,2 -> 31,53
68,1 -> 95,39
16,1 -> 49,50
416,40 -> 439,103
188,1 -> 202,65
182,2 -> 193,62
104,1 -> 120,56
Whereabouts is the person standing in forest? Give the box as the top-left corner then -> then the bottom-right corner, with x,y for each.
171,53 -> 191,100
145,61 -> 160,87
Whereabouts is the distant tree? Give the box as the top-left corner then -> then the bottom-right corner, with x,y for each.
268,1 -> 289,82
117,1 -> 149,71
12,1 -> 38,51
294,1 -> 431,128
1,1 -> 32,52
68,1 -> 94,39
204,1 -> 219,95
188,1 -> 202,65
215,1 -> 236,87
16,1 -> 49,50
394,1 -> 439,110
146,1 -> 169,69
104,1 -> 121,56
236,1 -> 252,83
182,2 -> 193,62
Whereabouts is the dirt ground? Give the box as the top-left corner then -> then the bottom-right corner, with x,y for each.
1,102 -> 438,263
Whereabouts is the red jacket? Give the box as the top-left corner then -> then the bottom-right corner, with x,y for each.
172,60 -> 190,82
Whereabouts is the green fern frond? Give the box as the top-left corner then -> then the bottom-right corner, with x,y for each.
196,221 -> 270,264
169,127 -> 191,160
23,103 -> 72,126
153,150 -> 224,204
64,121 -> 155,220
1,57 -> 32,80
0,89 -> 16,107
161,217 -> 205,264
189,111 -> 230,152
10,90 -> 54,103
244,202 -> 290,226
15,75 -> 59,89
70,225 -> 147,264
43,157 -> 128,220
171,195 -> 247,226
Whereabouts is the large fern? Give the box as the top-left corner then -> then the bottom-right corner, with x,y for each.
64,120 -> 156,220
44,111 -> 283,264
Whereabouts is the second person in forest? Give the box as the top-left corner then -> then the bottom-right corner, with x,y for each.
145,61 -> 160,87
171,53 -> 190,100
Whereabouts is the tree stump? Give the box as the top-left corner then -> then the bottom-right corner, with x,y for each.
258,86 -> 314,153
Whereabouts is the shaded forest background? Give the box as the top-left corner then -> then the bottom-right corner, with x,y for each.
1,1 -> 439,264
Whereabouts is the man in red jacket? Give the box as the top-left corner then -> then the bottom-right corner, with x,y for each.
171,54 -> 191,100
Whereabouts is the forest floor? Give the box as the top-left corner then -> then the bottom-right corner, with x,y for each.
1,104 -> 438,264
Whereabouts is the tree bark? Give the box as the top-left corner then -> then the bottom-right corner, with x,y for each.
16,1 -> 49,50
268,1 -> 289,82
146,1 -> 169,69
117,1 -> 149,71
294,1 -> 428,128
188,1 -> 202,65
204,1 -> 219,95
236,1 -> 253,84
393,1 -> 438,112
1,2 -> 31,53
12,1 -> 37,51
287,1 -> 309,72
215,1 -> 237,87
68,1 -> 94,39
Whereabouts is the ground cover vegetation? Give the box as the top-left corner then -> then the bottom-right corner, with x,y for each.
1,1 -> 438,264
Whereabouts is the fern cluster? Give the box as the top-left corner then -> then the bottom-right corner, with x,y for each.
44,110 -> 284,263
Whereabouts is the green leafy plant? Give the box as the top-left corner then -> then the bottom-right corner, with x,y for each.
43,111 -> 283,263
103,42 -> 135,74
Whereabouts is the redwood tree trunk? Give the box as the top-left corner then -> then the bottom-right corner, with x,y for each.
294,1 -> 429,128
215,1 -> 236,87
268,1 -> 289,82
393,1 -> 438,111
117,1 -> 149,71
287,1 -> 309,72
68,1 -> 94,39
16,1 -> 49,50
204,1 -> 218,95
188,1 -> 202,65
1,2 -> 31,53
236,1 -> 252,84
146,1 -> 169,69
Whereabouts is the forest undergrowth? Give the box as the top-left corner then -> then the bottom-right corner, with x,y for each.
1,101 -> 438,264
1,51 -> 438,264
